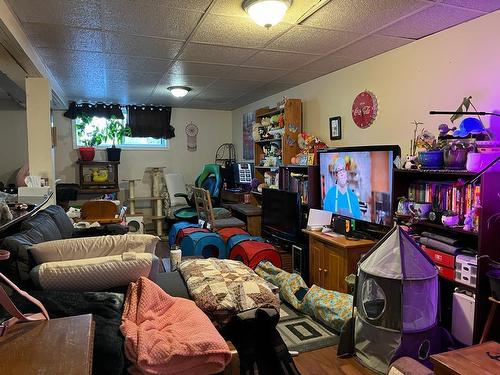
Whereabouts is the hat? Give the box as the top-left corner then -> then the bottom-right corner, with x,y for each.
333,157 -> 346,172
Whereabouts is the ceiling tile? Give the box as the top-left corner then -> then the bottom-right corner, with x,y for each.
168,61 -> 234,77
101,0 -> 202,39
6,0 -> 102,28
266,26 -> 361,54
252,82 -> 296,97
135,0 -> 213,11
104,54 -> 172,73
302,0 -> 431,34
192,14 -> 292,48
194,88 -> 245,103
301,55 -> 361,73
105,70 -> 163,86
209,79 -> 262,90
211,0 -> 321,24
223,66 -> 289,82
441,0 -> 500,12
330,35 -> 412,62
104,32 -> 183,59
179,43 -> 257,65
37,49 -> 106,77
183,99 -> 229,109
378,4 -> 485,39
22,23 -> 103,52
275,70 -> 325,85
158,73 -> 218,88
242,50 -> 319,69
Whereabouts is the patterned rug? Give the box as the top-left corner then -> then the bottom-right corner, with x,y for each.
277,303 -> 339,353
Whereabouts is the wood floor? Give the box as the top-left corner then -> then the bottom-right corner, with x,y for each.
294,346 -> 374,375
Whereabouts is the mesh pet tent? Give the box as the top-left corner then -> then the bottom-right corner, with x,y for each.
354,226 -> 439,374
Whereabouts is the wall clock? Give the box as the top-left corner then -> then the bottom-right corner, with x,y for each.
185,123 -> 199,152
352,90 -> 378,129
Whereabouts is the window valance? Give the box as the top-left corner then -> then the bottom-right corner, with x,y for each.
127,105 -> 175,139
63,101 -> 124,120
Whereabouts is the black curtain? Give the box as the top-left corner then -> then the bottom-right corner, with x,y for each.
127,105 -> 175,139
63,101 -> 124,120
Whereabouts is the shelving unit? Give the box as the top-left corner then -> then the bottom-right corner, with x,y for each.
253,99 -> 302,189
393,168 -> 500,343
279,164 -> 320,209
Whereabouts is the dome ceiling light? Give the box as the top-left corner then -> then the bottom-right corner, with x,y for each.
242,0 -> 292,28
167,86 -> 191,98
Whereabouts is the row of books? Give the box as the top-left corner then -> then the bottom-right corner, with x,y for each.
408,181 -> 481,216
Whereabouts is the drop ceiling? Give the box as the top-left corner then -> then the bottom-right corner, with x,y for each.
5,0 -> 499,110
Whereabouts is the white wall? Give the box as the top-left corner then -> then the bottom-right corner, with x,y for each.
232,11 -> 500,160
54,108 -> 232,198
0,109 -> 28,183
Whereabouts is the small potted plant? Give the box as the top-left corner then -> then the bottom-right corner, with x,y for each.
442,138 -> 475,170
416,129 -> 444,169
105,116 -> 131,161
76,115 -> 104,161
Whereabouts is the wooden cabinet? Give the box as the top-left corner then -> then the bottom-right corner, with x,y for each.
253,99 -> 302,186
304,230 -> 374,293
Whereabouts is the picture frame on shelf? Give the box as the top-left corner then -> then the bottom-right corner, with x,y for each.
329,116 -> 342,140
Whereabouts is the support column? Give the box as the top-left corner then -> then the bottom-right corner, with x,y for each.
26,77 -> 56,204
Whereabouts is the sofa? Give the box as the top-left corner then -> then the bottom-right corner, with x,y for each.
1,205 -> 159,290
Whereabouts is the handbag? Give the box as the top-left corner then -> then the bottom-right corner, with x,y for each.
0,250 -> 49,337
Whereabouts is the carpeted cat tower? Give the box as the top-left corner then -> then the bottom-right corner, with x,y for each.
354,226 -> 440,374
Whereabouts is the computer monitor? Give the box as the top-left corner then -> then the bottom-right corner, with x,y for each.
319,145 -> 400,229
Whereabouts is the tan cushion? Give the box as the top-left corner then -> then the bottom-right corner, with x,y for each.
30,253 -> 160,291
29,234 -> 159,264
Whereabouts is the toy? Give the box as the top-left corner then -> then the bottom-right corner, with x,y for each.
252,122 -> 260,141
66,207 -> 81,219
92,169 -> 108,182
0,202 -> 13,221
403,155 -> 418,169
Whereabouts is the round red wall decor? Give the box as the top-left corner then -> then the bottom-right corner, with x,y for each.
352,90 -> 378,129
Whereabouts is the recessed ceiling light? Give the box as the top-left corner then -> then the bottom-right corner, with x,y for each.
243,0 -> 292,28
167,86 -> 191,98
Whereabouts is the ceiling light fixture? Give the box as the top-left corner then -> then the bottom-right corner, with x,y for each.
167,86 -> 191,98
243,0 -> 292,28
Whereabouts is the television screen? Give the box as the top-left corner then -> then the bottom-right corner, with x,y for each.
319,146 -> 399,227
262,188 -> 301,242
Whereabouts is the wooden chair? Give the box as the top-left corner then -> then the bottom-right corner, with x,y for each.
193,187 -> 246,230
79,200 -> 121,224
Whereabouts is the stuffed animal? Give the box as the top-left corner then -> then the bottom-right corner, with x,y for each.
252,122 -> 260,142
403,155 -> 418,169
66,207 -> 81,219
0,202 -> 13,221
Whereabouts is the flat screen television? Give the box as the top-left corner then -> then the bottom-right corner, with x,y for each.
262,188 -> 301,242
318,145 -> 400,231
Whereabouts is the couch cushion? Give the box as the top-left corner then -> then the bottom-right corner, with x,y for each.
42,205 -> 74,239
2,228 -> 45,284
30,252 -> 159,291
29,234 -> 159,264
21,211 -> 62,242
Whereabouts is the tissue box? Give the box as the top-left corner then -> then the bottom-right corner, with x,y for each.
18,186 -> 51,204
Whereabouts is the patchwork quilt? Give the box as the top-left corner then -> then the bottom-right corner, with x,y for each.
179,258 -> 279,328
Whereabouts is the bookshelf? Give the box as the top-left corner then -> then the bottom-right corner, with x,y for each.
393,168 -> 500,343
279,164 -> 320,209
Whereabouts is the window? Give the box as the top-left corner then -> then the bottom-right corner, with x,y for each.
73,109 -> 168,149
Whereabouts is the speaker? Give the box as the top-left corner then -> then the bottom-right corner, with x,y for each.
125,215 -> 144,234
292,243 -> 308,281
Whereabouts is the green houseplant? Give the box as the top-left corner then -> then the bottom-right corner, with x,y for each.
75,115 -> 104,161
416,129 -> 445,169
105,116 -> 132,161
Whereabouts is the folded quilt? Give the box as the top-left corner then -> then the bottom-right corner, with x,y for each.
179,258 -> 280,329
120,277 -> 231,375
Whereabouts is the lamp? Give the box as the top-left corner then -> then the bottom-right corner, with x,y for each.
167,86 -> 191,98
243,0 -> 292,28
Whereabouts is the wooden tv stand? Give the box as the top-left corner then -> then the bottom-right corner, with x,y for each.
302,229 -> 375,293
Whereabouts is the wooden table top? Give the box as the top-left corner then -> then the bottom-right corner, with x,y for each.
0,314 -> 95,375
430,341 -> 500,375
302,229 -> 375,249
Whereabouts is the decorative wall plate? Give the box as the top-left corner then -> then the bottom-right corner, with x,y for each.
352,90 -> 378,129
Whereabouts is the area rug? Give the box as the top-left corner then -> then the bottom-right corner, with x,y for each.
277,303 -> 339,353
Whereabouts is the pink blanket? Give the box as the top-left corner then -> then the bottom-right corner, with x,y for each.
120,277 -> 231,375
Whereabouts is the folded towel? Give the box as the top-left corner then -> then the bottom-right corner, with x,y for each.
419,237 -> 462,255
120,277 -> 231,375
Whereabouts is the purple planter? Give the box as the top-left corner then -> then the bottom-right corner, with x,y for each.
418,150 -> 444,169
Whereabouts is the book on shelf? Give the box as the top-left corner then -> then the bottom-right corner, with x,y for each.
407,180 -> 481,219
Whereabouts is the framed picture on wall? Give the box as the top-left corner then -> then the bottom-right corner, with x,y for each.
329,116 -> 342,140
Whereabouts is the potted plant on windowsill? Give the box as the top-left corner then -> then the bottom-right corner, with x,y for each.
105,116 -> 132,161
416,129 -> 444,169
76,115 -> 104,161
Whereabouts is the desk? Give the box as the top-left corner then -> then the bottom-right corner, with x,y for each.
228,203 -> 262,236
0,314 -> 95,375
430,341 -> 500,375
302,229 -> 374,292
